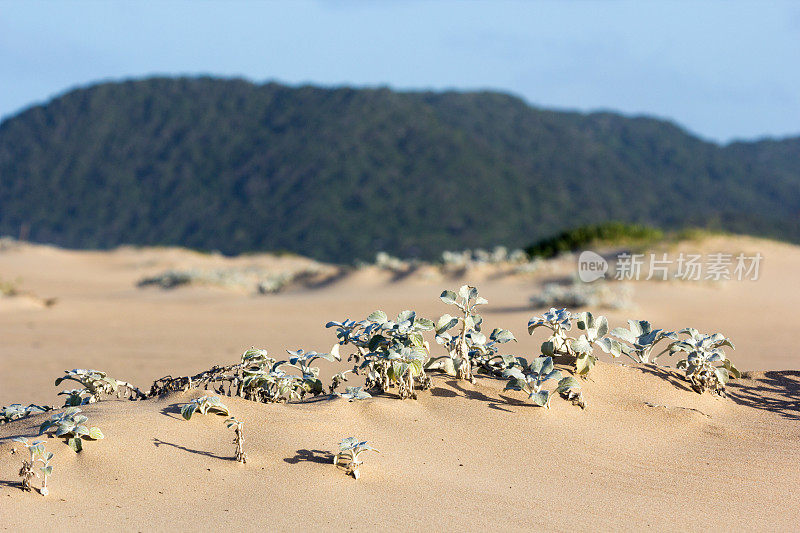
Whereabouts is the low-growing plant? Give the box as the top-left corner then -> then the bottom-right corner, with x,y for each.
38,407 -> 104,452
327,309 -> 434,398
55,369 -> 145,405
427,285 -> 490,382
225,417 -> 247,463
609,320 -> 678,364
662,328 -> 739,395
528,308 -> 616,376
181,396 -> 230,420
12,437 -> 53,495
286,348 -> 340,397
338,386 -> 372,401
333,437 -> 378,480
503,356 -> 582,408
1,404 -> 51,424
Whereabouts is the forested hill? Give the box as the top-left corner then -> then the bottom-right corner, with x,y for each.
0,77 -> 798,262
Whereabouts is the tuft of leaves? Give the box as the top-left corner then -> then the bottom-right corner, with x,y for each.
1,404 -> 51,425
181,396 -> 230,420
503,356 -> 583,408
664,328 -> 739,395
333,437 -> 378,480
38,407 -> 104,453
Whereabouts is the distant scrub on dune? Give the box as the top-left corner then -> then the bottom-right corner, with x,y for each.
1,77 -> 799,262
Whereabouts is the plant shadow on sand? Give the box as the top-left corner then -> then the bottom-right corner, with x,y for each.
284,449 -> 334,465
429,379 -> 528,412
633,364 -> 694,393
152,437 -> 229,460
727,370 -> 800,421
160,403 -> 184,420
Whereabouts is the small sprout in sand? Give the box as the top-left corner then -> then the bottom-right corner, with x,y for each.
38,407 -> 104,452
664,328 -> 739,395
181,396 -> 230,420
609,320 -> 678,364
1,404 -> 51,424
55,369 -> 145,405
333,437 -> 378,480
225,417 -> 247,464
12,437 -> 54,495
338,386 -> 372,401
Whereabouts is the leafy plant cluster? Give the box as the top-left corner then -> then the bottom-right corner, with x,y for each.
38,407 -> 104,453
427,285 -> 517,382
327,310 -> 434,399
527,307 -> 739,395
149,348 -> 337,404
56,369 -> 146,406
1,404 -> 51,424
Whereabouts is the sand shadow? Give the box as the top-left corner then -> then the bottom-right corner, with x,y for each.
284,449 -> 334,465
633,364 -> 694,393
441,379 -> 514,413
727,370 -> 800,421
152,437 -> 228,460
160,404 -> 185,420
0,479 -> 23,490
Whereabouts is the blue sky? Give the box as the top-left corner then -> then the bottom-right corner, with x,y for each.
1,0 -> 798,143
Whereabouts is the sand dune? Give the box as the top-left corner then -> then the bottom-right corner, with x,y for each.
1,236 -> 799,530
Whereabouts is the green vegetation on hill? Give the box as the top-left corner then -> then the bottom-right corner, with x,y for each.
525,222 -> 664,258
0,77 -> 798,262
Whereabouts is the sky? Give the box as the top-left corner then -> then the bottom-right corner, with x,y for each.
1,0 -> 798,143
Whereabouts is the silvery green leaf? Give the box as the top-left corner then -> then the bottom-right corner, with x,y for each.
88,427 -> 104,440
414,317 -> 435,331
610,327 -> 636,344
575,354 -> 596,375
181,403 -> 198,421
367,310 -> 388,324
458,285 -> 471,299
475,296 -> 488,306
714,366 -> 730,385
541,340 -> 555,357
67,437 -> 82,453
596,316 -> 609,337
425,356 -> 456,376
504,377 -> 527,391
576,311 -> 594,331
491,329 -> 516,343
556,376 -> 581,393
55,423 -> 73,437
437,314 -> 459,334
440,290 -> 458,305
396,310 -> 415,324
571,336 -> 592,355
530,390 -> 550,407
